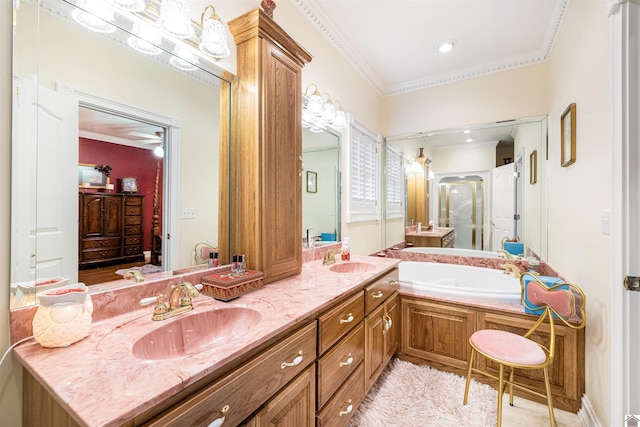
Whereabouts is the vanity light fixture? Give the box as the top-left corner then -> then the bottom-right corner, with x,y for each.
332,102 -> 347,129
109,0 -> 147,13
72,0 -> 116,34
304,84 -> 323,115
169,45 -> 199,71
127,21 -> 162,55
157,0 -> 194,39
437,40 -> 455,53
321,93 -> 337,122
199,5 -> 230,59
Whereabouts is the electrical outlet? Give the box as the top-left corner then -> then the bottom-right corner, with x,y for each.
181,208 -> 196,219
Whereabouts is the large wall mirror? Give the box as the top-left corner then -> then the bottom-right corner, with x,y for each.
302,121 -> 341,245
11,0 -> 233,309
385,116 -> 548,260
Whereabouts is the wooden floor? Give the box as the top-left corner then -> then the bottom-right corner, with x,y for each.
79,260 -> 147,286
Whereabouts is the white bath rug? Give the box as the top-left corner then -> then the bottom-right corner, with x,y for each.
348,358 -> 497,427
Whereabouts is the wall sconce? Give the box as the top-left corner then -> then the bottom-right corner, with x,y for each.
109,0 -> 147,13
127,21 -> 162,55
304,84 -> 323,115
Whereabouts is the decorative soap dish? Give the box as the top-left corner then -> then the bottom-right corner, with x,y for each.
201,268 -> 264,301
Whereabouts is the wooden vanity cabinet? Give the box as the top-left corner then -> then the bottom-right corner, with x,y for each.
363,269 -> 400,391
226,8 -> 313,284
399,295 -> 585,413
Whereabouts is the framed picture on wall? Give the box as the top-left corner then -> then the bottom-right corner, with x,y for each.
307,171 -> 317,193
561,103 -> 576,167
121,177 -> 138,193
78,163 -> 110,189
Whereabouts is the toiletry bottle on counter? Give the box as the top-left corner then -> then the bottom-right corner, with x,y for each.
208,252 -> 215,268
341,237 -> 351,261
417,222 -> 422,233
213,252 -> 219,267
231,255 -> 238,273
238,254 -> 246,274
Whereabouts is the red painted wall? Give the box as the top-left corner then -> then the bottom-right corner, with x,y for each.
79,138 -> 163,252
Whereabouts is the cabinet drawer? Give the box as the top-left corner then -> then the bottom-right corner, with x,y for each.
81,248 -> 120,261
124,215 -> 142,225
318,292 -> 364,355
316,363 -> 365,427
82,237 -> 120,250
317,322 -> 365,409
145,322 -> 317,427
442,232 -> 455,248
124,245 -> 142,256
125,196 -> 143,206
125,206 -> 142,216
125,225 -> 142,235
365,268 -> 399,315
124,235 -> 141,246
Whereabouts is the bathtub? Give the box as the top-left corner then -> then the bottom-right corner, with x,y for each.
402,247 -> 503,259
398,261 -> 522,304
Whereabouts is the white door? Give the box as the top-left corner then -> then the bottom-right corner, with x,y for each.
13,78 -> 79,284
491,163 -> 516,251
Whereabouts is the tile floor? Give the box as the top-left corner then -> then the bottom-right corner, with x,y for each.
502,395 -> 582,426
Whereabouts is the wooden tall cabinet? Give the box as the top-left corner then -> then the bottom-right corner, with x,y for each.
79,193 -> 144,268
227,8 -> 313,284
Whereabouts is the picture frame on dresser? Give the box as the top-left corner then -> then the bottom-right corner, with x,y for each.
78,163 -> 110,189
561,103 -> 576,167
121,177 -> 138,193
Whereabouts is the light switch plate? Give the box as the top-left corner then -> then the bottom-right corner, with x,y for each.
181,208 -> 196,219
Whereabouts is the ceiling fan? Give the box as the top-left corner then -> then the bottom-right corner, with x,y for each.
128,130 -> 164,143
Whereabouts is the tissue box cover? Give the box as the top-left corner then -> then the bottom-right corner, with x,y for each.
201,268 -> 264,301
522,274 -> 565,315
503,241 -> 524,255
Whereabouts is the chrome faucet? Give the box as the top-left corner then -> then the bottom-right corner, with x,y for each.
323,249 -> 339,265
124,269 -> 144,282
501,263 -> 521,278
146,282 -> 201,321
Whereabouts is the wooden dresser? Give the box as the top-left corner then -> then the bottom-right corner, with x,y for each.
79,193 -> 144,268
405,227 -> 455,248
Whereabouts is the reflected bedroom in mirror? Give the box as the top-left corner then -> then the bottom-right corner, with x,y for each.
386,116 -> 547,262
11,0 -> 232,309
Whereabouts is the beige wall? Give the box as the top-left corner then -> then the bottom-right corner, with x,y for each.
547,1 -> 611,423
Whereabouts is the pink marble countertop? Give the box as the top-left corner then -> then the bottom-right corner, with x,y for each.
405,226 -> 454,237
12,255 -> 399,427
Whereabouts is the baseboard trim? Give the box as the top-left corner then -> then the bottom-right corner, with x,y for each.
578,394 -> 602,427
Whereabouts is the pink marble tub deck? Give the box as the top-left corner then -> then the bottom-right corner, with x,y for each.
11,253 -> 400,427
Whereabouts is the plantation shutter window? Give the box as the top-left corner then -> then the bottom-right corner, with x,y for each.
348,120 -> 380,222
386,145 -> 404,219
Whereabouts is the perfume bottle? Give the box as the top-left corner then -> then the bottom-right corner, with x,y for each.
208,252 -> 215,268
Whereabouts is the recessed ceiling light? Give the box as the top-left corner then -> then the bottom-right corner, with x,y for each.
437,40 -> 455,53
463,130 -> 471,134
466,138 -> 473,142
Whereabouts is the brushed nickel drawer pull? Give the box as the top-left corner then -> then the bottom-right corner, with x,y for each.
339,399 -> 353,416
339,353 -> 354,367
340,313 -> 355,324
207,405 -> 229,427
372,291 -> 384,299
281,350 -> 303,369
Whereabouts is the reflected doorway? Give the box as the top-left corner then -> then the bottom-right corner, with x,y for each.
437,176 -> 484,250
77,104 -> 168,285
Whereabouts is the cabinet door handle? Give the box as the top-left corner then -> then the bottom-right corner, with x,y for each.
339,399 -> 353,416
281,350 -> 303,369
372,291 -> 384,299
339,313 -> 355,324
207,405 -> 229,427
388,280 -> 399,286
339,353 -> 354,367
384,314 -> 393,331
299,156 -> 304,177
